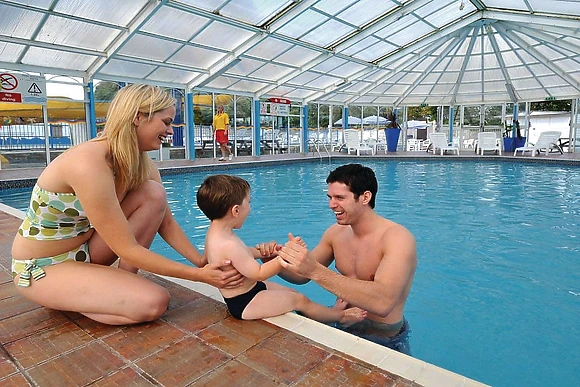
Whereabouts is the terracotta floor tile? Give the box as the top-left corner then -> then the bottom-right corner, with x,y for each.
0,349 -> 19,379
0,308 -> 68,345
91,366 -> 156,386
0,291 -> 41,320
237,331 -> 329,385
0,282 -> 18,300
161,297 -> 228,333
136,336 -> 230,385
73,315 -> 126,339
5,320 -> 94,368
0,270 -> 12,285
26,341 -> 126,386
102,320 -> 186,362
197,316 -> 279,356
0,372 -> 31,386
194,359 -> 279,386
295,353 -> 400,386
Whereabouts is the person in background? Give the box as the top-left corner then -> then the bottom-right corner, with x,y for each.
212,105 -> 233,161
261,163 -> 417,355
10,84 -> 275,325
197,174 -> 367,325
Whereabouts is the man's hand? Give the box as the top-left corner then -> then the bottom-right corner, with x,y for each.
277,233 -> 316,278
199,260 -> 243,289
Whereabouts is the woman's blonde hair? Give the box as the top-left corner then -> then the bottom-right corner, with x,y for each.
94,84 -> 175,192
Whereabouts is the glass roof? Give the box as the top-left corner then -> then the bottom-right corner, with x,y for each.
1,0 -> 579,106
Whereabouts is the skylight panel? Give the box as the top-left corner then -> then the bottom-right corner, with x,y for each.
23,47 -> 97,70
99,58 -> 156,78
192,22 -> 254,51
54,0 -> 148,25
141,7 -> 209,40
302,19 -> 355,47
220,0 -> 293,25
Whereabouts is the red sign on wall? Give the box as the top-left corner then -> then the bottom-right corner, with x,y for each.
269,97 -> 291,104
0,92 -> 22,103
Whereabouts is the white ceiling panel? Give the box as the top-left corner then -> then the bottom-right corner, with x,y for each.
0,0 -> 578,106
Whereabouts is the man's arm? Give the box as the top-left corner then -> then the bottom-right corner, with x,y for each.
279,226 -> 417,317
273,231 -> 335,284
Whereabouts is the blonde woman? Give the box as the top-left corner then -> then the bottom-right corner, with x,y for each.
11,84 -> 272,325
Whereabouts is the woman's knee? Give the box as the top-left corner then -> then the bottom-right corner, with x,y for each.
140,180 -> 167,207
136,286 -> 170,322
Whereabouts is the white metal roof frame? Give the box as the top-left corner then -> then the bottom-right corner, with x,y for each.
1,0 -> 579,106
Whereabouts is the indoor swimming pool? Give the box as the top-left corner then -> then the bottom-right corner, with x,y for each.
1,159 -> 578,387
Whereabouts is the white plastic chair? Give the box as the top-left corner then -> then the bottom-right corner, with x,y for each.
514,131 -> 562,156
477,132 -> 501,155
344,129 -> 373,155
406,139 -> 420,151
429,133 -> 459,155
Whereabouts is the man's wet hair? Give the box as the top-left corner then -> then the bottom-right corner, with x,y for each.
326,163 -> 377,208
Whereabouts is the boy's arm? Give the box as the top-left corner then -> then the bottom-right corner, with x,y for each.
230,245 -> 284,281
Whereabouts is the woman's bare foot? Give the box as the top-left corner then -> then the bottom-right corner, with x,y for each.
338,307 -> 367,327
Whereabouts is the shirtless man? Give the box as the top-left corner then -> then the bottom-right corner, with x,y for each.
275,163 -> 417,354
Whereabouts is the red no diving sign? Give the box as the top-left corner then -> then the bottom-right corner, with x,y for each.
0,72 -> 46,105
0,73 -> 18,91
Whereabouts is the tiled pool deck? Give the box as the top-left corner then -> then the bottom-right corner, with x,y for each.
1,151 -> 578,386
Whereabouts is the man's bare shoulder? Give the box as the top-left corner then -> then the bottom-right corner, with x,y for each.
380,219 -> 415,241
322,223 -> 351,241
378,218 -> 417,262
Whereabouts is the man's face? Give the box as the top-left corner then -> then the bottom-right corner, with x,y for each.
218,106 -> 224,114
327,182 -> 362,225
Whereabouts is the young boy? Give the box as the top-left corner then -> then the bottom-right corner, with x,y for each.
196,174 -> 367,324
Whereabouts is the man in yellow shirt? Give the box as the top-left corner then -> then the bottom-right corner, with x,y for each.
213,105 -> 233,161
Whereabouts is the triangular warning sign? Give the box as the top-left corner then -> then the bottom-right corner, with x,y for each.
28,83 -> 42,94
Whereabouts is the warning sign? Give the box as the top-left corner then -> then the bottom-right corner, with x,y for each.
0,73 -> 18,91
0,72 -> 46,105
28,83 -> 43,94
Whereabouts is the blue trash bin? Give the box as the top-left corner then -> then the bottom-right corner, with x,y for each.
172,126 -> 184,146
385,128 -> 401,152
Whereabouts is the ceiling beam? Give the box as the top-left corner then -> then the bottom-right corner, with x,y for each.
86,0 -> 166,79
186,32 -> 268,90
495,24 -> 580,93
0,35 -> 106,57
483,10 -> 580,29
512,24 -> 580,56
0,60 -> 86,78
343,25 -> 472,105
450,26 -> 480,105
487,25 -> 519,102
0,0 -> 125,30
394,28 -> 472,106
253,52 -> 331,97
375,13 -> 481,67
331,0 -> 434,53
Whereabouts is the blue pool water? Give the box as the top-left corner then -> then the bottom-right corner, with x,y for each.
1,160 -> 578,387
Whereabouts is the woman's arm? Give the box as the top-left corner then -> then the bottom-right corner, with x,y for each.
67,147 -> 239,288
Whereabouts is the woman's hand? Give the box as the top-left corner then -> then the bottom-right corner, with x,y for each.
199,260 -> 244,289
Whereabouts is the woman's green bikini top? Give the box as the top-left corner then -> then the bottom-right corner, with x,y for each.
18,184 -> 92,240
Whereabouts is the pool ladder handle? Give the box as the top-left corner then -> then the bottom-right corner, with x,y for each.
308,139 -> 331,160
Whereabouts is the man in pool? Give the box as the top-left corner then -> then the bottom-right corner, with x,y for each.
263,163 -> 417,355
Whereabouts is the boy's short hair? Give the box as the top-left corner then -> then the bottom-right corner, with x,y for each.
326,163 -> 378,209
197,175 -> 250,220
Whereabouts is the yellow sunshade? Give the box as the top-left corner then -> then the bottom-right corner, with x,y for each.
0,100 -> 110,121
0,94 -> 232,122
